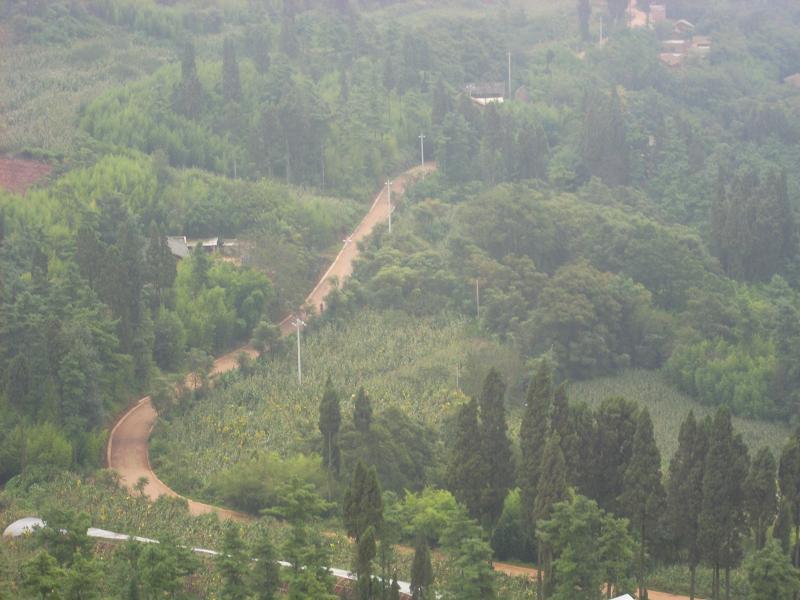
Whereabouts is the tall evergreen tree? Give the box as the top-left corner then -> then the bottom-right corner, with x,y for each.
319,377 -> 342,477
592,397 -> 638,514
745,447 -> 778,550
775,498 -> 793,555
222,37 -> 242,105
533,432 -> 568,598
353,387 -> 372,434
620,408 -> 665,600
249,526 -> 280,600
699,407 -> 750,600
410,533 -> 434,600
779,429 -> 800,568
447,398 -> 485,520
355,526 -> 376,600
666,411 -> 708,600
343,461 -> 383,543
478,369 -> 514,528
519,363 -> 553,545
173,41 -> 205,119
217,523 -> 248,600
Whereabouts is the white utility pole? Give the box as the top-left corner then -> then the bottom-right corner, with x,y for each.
507,51 -> 512,98
476,278 -> 480,319
386,180 -> 393,233
419,132 -> 425,167
293,316 -> 306,385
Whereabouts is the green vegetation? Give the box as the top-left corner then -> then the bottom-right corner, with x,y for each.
3,0 -> 800,598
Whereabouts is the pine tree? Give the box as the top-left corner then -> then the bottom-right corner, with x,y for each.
775,498 -> 793,555
592,397 -> 638,514
519,363 -> 553,545
779,429 -> 800,568
249,525 -> 280,600
343,461 -> 383,543
410,533 -> 434,600
666,411 -> 708,600
173,41 -> 205,119
222,37 -> 242,105
745,447 -> 778,550
353,387 -> 372,434
699,407 -> 750,600
620,408 -> 665,600
447,398 -> 485,520
533,432 -> 568,598
355,526 -> 376,600
319,377 -> 342,477
478,368 -> 514,528
218,523 -> 248,600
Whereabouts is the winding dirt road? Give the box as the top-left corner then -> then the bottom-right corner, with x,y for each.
106,162 -> 694,598
107,163 -> 434,511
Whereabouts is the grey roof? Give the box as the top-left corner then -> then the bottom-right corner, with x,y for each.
465,82 -> 506,98
166,236 -> 190,259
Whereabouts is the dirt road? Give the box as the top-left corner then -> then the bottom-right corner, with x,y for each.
107,163 -> 434,512
106,161 -> 694,599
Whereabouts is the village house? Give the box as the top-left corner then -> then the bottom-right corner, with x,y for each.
464,82 -> 505,105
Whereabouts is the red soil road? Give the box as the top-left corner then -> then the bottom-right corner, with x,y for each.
106,161 -> 694,599
0,157 -> 51,194
106,163 -> 434,511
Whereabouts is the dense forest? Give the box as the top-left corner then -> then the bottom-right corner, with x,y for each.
2,0 -> 800,598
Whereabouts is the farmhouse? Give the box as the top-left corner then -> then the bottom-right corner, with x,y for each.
464,82 -> 505,105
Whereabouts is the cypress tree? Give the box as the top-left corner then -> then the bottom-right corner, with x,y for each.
519,363 -> 552,547
666,411 -> 708,600
478,368 -> 514,528
410,533 -> 434,600
592,397 -> 638,514
173,41 -> 205,119
780,429 -> 800,569
745,447 -> 778,550
533,432 -> 568,598
620,408 -> 665,600
353,387 -> 372,434
354,526 -> 376,600
249,526 -> 279,600
447,398 -> 485,520
343,461 -> 383,543
698,407 -> 750,600
319,377 -> 341,477
217,523 -> 248,600
775,498 -> 793,555
222,37 -> 242,105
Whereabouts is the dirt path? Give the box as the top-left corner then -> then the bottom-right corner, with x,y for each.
107,163 -> 434,512
106,161 -> 693,599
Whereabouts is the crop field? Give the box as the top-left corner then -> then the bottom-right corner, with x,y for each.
151,310 -> 501,491
570,369 -> 791,462
0,32 -> 172,156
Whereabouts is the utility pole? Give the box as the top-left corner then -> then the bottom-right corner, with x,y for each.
507,51 -> 512,98
476,278 -> 480,319
419,132 -> 425,167
293,316 -> 306,385
386,180 -> 393,233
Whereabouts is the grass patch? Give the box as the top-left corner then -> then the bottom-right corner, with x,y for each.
570,369 -> 791,463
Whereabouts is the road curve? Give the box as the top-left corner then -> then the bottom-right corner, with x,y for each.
107,164 -> 435,515
106,162 -> 695,599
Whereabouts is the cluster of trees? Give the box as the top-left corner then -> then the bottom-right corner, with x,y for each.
445,366 -> 800,599
0,145 -> 357,485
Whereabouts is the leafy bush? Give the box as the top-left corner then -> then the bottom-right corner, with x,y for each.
208,453 -> 327,515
